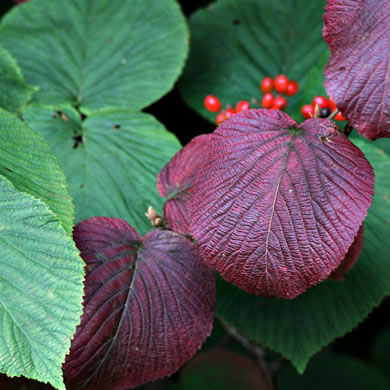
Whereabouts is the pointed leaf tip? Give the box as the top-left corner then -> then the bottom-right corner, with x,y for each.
64,217 -> 215,390
189,109 -> 374,299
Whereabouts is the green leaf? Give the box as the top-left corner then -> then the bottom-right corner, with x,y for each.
23,105 -> 181,236
215,136 -> 390,372
0,108 -> 74,234
277,353 -> 390,390
0,0 -> 188,114
0,44 -> 37,113
179,0 -> 328,123
0,175 -> 84,390
292,50 -> 330,119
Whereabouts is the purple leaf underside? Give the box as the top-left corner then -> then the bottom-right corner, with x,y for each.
63,217 -> 215,390
329,224 -> 364,281
189,109 -> 374,299
158,134 -> 211,235
323,0 -> 390,140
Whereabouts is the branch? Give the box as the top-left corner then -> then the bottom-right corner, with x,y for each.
218,317 -> 276,390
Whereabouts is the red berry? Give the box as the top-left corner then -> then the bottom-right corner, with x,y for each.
301,104 -> 315,119
216,112 -> 226,125
225,108 -> 236,119
262,93 -> 274,109
335,112 -> 345,121
235,100 -> 250,112
274,75 -> 289,94
261,77 -> 274,93
312,96 -> 329,109
285,80 -> 299,96
204,95 -> 221,112
328,97 -> 337,112
272,96 -> 287,110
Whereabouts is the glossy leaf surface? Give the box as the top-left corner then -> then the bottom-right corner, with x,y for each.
23,106 -> 181,236
0,0 -> 188,113
0,176 -> 84,390
214,134 -> 390,372
157,134 -> 211,234
323,0 -> 390,140
64,217 -> 215,390
190,109 -> 374,298
179,0 -> 328,123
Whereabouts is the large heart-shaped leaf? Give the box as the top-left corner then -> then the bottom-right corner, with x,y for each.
0,175 -> 84,390
23,105 -> 181,236
63,217 -> 215,390
0,108 -> 73,234
0,44 -> 37,112
179,0 -> 328,122
214,133 -> 390,372
189,109 -> 374,299
323,0 -> 390,140
157,134 -> 211,234
0,0 -> 188,114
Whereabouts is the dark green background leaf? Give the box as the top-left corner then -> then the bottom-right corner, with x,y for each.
23,105 -> 181,236
0,44 -> 37,112
0,175 -> 84,390
0,108 -> 74,234
371,327 -> 390,383
277,353 -> 390,390
179,0 -> 328,122
0,0 -> 188,114
215,135 -> 390,372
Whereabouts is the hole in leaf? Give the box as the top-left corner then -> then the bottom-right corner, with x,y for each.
54,110 -> 68,121
73,104 -> 87,121
233,19 -> 240,25
72,135 -> 83,149
113,124 -> 121,130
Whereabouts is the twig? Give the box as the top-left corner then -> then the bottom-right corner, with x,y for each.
218,317 -> 276,390
328,108 -> 339,120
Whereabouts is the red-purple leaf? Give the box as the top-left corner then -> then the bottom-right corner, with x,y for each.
329,224 -> 364,281
323,0 -> 390,140
189,109 -> 374,299
157,134 -> 211,234
63,217 -> 215,390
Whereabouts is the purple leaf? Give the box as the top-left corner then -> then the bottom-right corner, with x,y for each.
329,224 -> 364,281
323,0 -> 390,140
189,109 -> 374,299
157,134 -> 211,234
63,217 -> 215,390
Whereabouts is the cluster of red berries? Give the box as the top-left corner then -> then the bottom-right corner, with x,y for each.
260,75 -> 298,110
203,95 -> 250,124
204,75 -> 298,125
301,96 -> 345,121
204,76 -> 345,125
